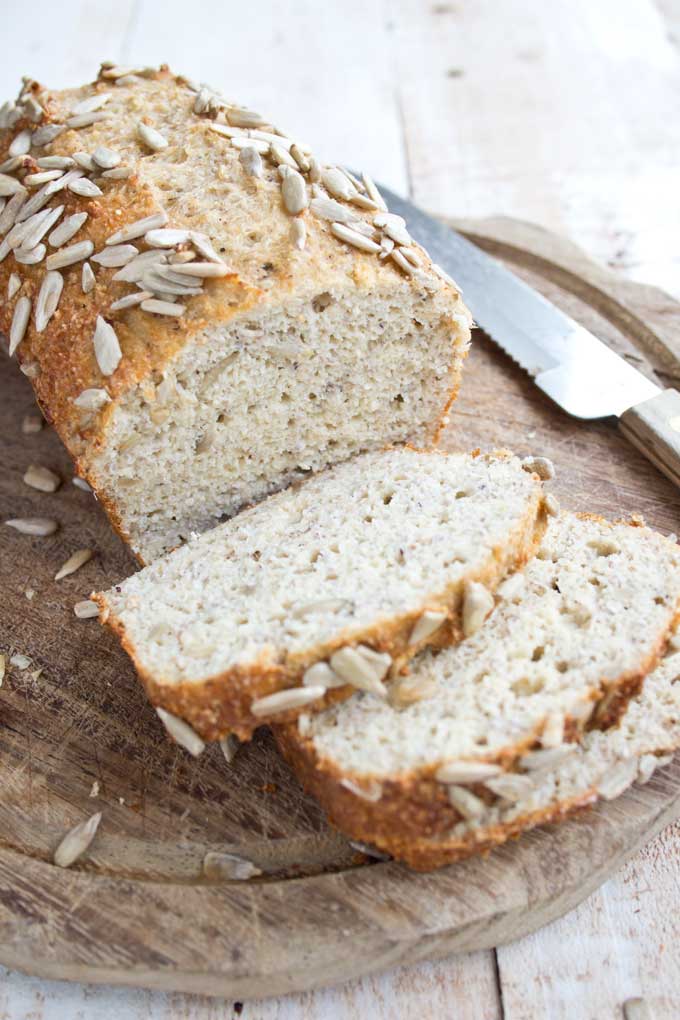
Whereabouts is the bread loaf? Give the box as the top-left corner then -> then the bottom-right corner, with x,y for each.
0,66 -> 470,563
276,513 -> 680,867
95,448 -> 547,739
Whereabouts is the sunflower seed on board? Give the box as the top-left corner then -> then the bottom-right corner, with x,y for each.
219,733 -> 241,764
93,316 -> 122,375
106,210 -> 168,245
92,145 -> 121,169
68,178 -> 103,198
32,123 -> 64,147
239,145 -> 263,178
462,581 -> 495,637
141,298 -> 185,316
227,107 -> 267,128
362,172 -> 388,211
322,167 -> 355,201
73,151 -> 96,172
101,165 -> 133,180
73,476 -> 92,491
596,758 -> 639,801
23,463 -> 60,493
54,812 -> 102,868
15,244 -> 46,265
92,244 -> 138,268
290,218 -> 306,250
9,296 -> 31,355
409,609 -> 448,645
169,261 -> 229,278
71,92 -> 112,115
520,745 -> 577,771
447,786 -> 486,820
66,111 -> 109,129
302,662 -> 345,690
330,222 -> 381,254
9,129 -> 32,156
156,707 -> 205,756
82,261 -> 96,293
485,773 -> 535,802
203,851 -> 261,881
435,760 -> 503,784
0,173 -> 26,198
251,685 -> 326,717
46,239 -> 94,270
110,290 -> 152,311
339,778 -> 383,802
329,645 -> 391,698
24,170 -> 63,187
144,227 -> 191,247
74,599 -> 100,619
6,517 -> 58,536
73,387 -> 110,410
137,121 -> 168,151
34,271 -> 64,332
281,170 -> 309,215
521,456 -> 555,481
49,211 -> 88,248
54,548 -> 93,581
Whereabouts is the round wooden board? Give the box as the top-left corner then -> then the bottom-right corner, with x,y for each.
2,216 -> 680,1000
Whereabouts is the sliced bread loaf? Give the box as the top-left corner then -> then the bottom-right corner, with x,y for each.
95,448 -> 548,739
276,513 -> 680,865
0,66 -> 470,563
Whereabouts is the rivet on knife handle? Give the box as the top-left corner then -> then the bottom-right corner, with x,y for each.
619,389 -> 680,489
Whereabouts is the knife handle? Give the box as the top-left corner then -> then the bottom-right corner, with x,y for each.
619,389 -> 680,489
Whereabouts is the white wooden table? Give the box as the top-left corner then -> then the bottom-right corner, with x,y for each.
2,1 -> 680,1015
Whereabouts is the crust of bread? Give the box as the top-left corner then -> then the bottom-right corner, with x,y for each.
94,462 -> 549,739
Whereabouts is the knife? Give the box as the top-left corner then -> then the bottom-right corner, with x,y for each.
383,187 -> 680,489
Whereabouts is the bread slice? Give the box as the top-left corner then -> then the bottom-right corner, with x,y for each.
276,513 -> 680,866
95,448 -> 548,740
0,66 -> 470,563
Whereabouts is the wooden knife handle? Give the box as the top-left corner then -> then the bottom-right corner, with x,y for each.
619,389 -> 680,489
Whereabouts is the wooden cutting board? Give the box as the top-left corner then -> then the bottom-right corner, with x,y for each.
1,216 -> 680,1000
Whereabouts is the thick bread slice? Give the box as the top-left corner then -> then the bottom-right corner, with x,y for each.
95,448 -> 547,740
0,67 -> 470,563
276,513 -> 680,865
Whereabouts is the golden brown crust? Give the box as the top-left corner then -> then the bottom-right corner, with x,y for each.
94,458 -> 548,739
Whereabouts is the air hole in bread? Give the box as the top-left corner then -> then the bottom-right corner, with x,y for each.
312,292 -> 334,312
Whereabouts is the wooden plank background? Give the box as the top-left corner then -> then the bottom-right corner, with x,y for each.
1,0 -> 679,1016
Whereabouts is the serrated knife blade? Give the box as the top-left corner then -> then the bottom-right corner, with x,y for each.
380,186 -> 680,488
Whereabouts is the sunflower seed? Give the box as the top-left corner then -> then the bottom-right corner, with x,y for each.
72,477 -> 92,492
10,652 -> 32,670
302,662 -> 345,689
15,244 -> 46,264
238,145 -> 263,178
0,101 -> 18,129
23,463 -> 60,492
520,746 -> 577,771
141,298 -> 185,316
144,227 -> 191,247
597,758 -> 639,800
485,773 -> 534,801
270,141 -> 297,168
329,645 -> 391,697
230,135 -> 269,153
19,362 -> 40,378
0,156 -> 26,176
34,270 -> 64,332
339,778 -> 383,802
9,296 -> 31,355
92,145 -> 121,169
49,211 -> 88,247
281,170 -> 308,215
308,157 -> 321,183
142,269 -> 202,295
203,851 -> 261,881
55,548 -> 93,581
24,170 -> 63,187
66,111 -> 109,129
71,92 -> 112,115
113,249 -> 167,282
18,204 -> 64,251
251,685 -> 326,717
289,143 -> 310,173
72,151 -> 96,172
54,812 -> 102,868
37,156 -> 75,170
322,167 -> 355,201
390,248 -> 415,275
521,456 -> 555,481
9,130 -> 32,157
290,218 -> 306,250
447,786 -> 486,820
310,196 -> 355,224
137,121 -> 168,151
31,124 -> 64,147
92,243 -> 138,267
219,733 -> 241,764
348,840 -> 391,861
0,173 -> 26,197
436,760 -> 503,784
100,65 -> 142,80
227,107 -> 267,128
74,599 -> 100,619
545,492 -> 560,517
541,712 -> 566,749
156,707 -> 205,756
0,238 -> 11,262
409,609 -> 448,645
22,413 -> 42,434
7,272 -> 20,299
169,261 -> 230,278
193,87 -> 212,114
110,290 -> 152,311
82,261 -> 96,293
0,192 -> 26,232
375,212 -> 412,246
68,178 -> 103,198
73,387 -> 110,410
46,169 -> 85,196
6,516 -> 57,536
106,210 -> 168,245
362,172 -> 388,211
93,316 -> 121,375
431,263 -> 459,289
330,222 -> 381,253
208,122 -> 247,139
101,165 -> 133,179
46,239 -> 94,270
462,581 -> 495,637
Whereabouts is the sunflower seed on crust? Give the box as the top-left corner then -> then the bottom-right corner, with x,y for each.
7,273 -> 20,299
310,196 -> 355,224
435,760 -> 503,784
520,745 -> 577,771
101,165 -> 133,180
73,387 -> 110,410
374,212 -> 412,246
37,156 -> 76,170
462,581 -> 495,637
66,112 -> 108,129
329,645 -> 391,697
447,786 -> 486,820
113,249 -> 167,282
144,227 -> 192,247
9,296 -> 31,355
485,773 -> 535,801
68,178 -> 103,198
155,706 -> 205,756
92,244 -> 138,267
24,170 -> 64,187
251,685 -> 326,717
137,121 -> 168,151
15,244 -> 46,265
54,812 -> 102,868
302,662 -> 345,689
203,851 -> 261,881
0,192 -> 26,232
208,122 -> 247,139
106,210 -> 168,245
72,152 -> 96,172
290,218 -> 306,250
322,167 -> 355,201
409,608 -> 448,645
74,599 -> 100,619
92,144 -> 121,169
390,248 -> 415,275
34,271 -> 64,333
219,734 -> 241,764
93,316 -> 122,375
71,92 -> 112,115
46,169 -> 85,196
331,222 -> 381,253
230,135 -> 269,154
238,146 -> 263,178
5,517 -> 58,536
21,205 -> 65,252
339,778 -> 382,802
110,291 -> 153,311
23,464 -> 60,492
169,261 -> 230,278
281,170 -> 309,215
32,123 -> 64,147
141,298 -> 185,316
0,173 -> 26,198
49,212 -> 88,248
82,261 -> 95,293
362,172 -> 388,211
290,144 -> 310,172
189,231 -> 223,263
226,107 -> 267,128
9,130 -> 32,156
46,240 -> 94,270
270,142 -> 298,168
